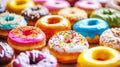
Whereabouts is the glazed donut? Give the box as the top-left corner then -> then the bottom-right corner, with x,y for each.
0,5 -> 6,13
44,0 -> 70,15
58,7 -> 88,25
35,15 -> 71,39
48,30 -> 89,63
13,50 -> 58,67
7,26 -> 46,53
77,46 -> 120,67
100,28 -> 120,51
73,18 -> 109,43
21,5 -> 49,26
75,0 -> 102,15
0,12 -> 27,39
6,0 -> 35,14
90,8 -> 120,27
0,41 -> 14,67
106,0 -> 120,11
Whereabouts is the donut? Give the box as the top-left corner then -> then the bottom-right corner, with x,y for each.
44,0 -> 70,15
21,5 -> 49,26
0,5 -> 6,13
75,0 -> 102,15
90,8 -> 120,27
6,0 -> 35,14
77,46 -> 120,67
106,0 -> 120,11
7,26 -> 46,53
48,30 -> 89,63
13,50 -> 58,67
0,41 -> 15,67
73,18 -> 109,43
100,28 -> 120,51
35,15 -> 71,39
0,12 -> 27,39
58,7 -> 88,26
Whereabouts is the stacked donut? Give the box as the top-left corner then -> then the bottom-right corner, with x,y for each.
1,0 -> 120,67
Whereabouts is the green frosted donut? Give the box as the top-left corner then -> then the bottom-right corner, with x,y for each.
90,8 -> 120,27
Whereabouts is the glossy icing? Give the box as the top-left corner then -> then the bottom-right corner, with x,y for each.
48,30 -> 89,53
73,18 -> 109,39
8,26 -> 46,44
44,0 -> 70,10
75,0 -> 101,10
0,13 -> 27,30
13,50 -> 58,67
0,41 -> 14,66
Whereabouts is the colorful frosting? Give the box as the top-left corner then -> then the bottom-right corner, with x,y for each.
48,30 -> 89,53
73,18 -> 109,39
8,26 -> 46,44
44,0 -> 70,10
0,12 -> 27,30
13,50 -> 58,67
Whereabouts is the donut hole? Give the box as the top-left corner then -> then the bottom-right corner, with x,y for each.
92,50 -> 113,61
55,2 -> 61,4
48,17 -> 61,24
30,53 -> 44,64
16,0 -> 27,5
87,20 -> 98,26
4,15 -> 14,21
70,11 -> 75,14
22,30 -> 33,36
87,2 -> 93,4
103,10 -> 113,15
31,7 -> 40,11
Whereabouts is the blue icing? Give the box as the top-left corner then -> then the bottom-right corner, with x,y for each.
0,14 -> 27,30
73,18 -> 109,39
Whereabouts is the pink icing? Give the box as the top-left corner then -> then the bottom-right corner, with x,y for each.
44,0 -> 70,10
8,29 -> 46,44
75,0 -> 102,10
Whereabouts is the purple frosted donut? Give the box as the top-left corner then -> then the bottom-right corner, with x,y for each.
13,50 -> 58,67
0,5 -> 6,13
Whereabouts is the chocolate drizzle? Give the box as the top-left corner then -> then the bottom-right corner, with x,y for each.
21,5 -> 49,21
0,41 -> 14,66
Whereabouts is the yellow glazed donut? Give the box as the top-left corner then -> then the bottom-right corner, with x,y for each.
77,46 -> 120,67
58,7 -> 88,26
48,30 -> 89,63
35,15 -> 71,39
6,0 -> 35,14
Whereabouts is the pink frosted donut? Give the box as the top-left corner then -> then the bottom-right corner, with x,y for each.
13,50 -> 58,67
44,0 -> 70,14
8,26 -> 46,52
75,0 -> 102,15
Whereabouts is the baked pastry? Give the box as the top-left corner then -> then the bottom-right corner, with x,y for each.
48,30 -> 89,63
8,26 -> 46,53
73,18 -> 109,43
90,8 -> 120,27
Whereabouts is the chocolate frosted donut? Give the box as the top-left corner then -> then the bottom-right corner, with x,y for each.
21,5 -> 49,26
13,50 -> 58,67
0,41 -> 14,67
0,5 -> 6,13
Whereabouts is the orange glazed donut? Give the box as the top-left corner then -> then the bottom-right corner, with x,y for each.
100,28 -> 120,51
48,30 -> 89,63
8,26 -> 46,53
6,0 -> 35,14
35,15 -> 71,39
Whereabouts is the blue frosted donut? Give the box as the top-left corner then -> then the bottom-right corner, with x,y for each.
0,12 -> 27,38
73,18 -> 109,43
